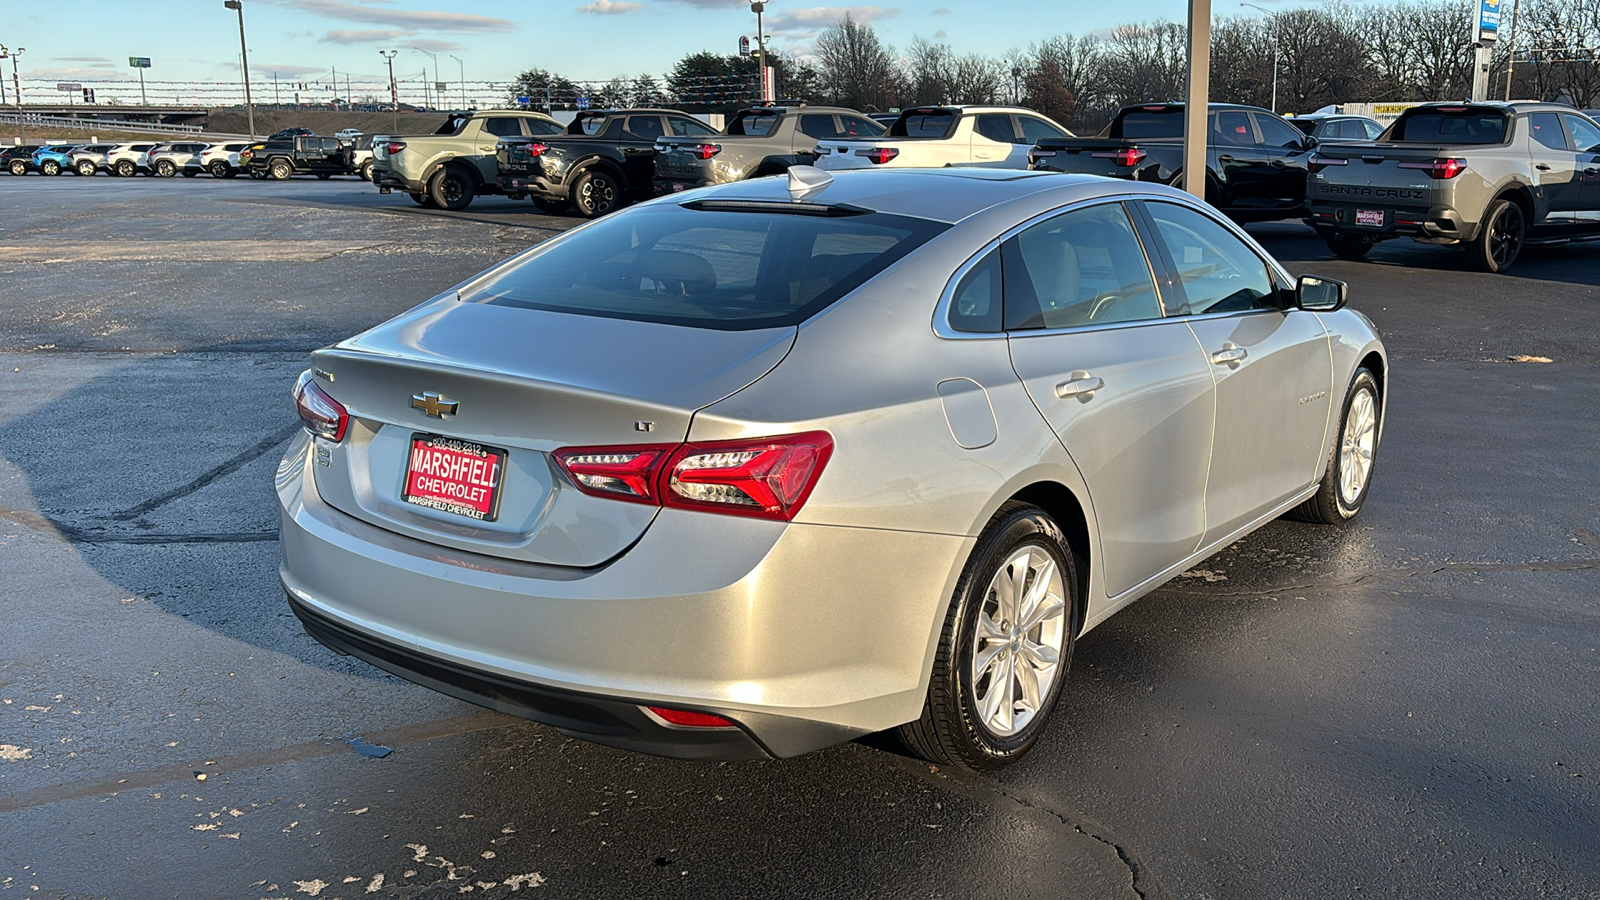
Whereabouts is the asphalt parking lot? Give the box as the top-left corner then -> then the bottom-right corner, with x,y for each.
1,174 -> 1597,899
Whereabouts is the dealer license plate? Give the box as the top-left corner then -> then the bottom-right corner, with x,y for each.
1355,208 -> 1384,227
403,434 -> 506,521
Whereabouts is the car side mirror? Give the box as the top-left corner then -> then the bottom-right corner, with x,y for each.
1303,134 -> 1319,150
1297,274 -> 1347,312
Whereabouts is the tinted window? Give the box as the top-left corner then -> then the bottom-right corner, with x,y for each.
1256,114 -> 1305,148
1528,112 -> 1569,150
948,250 -> 1002,333
838,115 -> 885,137
1114,109 -> 1184,138
1563,114 -> 1600,153
1363,121 -> 1384,140
893,110 -> 956,137
1291,119 -> 1318,135
669,117 -> 718,137
1214,111 -> 1257,146
1143,202 -> 1276,315
1391,110 -> 1507,144
1002,203 -> 1163,330
464,205 -> 947,331
577,116 -> 605,135
975,114 -> 1016,143
1018,116 -> 1068,142
627,116 -> 665,140
799,114 -> 840,140
483,117 -> 523,137
529,119 -> 563,136
732,113 -> 779,136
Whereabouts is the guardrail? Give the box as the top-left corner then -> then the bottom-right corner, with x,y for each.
0,113 -> 203,134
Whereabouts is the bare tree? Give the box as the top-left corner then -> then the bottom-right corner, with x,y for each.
1100,22 -> 1189,107
1025,34 -> 1108,131
816,15 -> 899,111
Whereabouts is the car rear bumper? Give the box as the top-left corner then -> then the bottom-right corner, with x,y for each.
277,431 -> 965,760
1306,201 -> 1469,242
372,168 -> 424,193
497,172 -> 565,200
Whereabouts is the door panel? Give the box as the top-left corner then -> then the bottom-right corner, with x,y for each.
1528,112 -> 1581,220
1560,114 -> 1600,220
1212,110 -> 1271,202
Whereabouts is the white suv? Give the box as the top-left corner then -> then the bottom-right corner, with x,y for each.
147,142 -> 212,178
105,142 -> 159,177
198,141 -> 252,178
67,144 -> 121,176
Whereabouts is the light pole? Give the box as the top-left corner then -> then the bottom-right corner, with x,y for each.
223,0 -> 256,137
1241,2 -> 1279,114
413,47 -> 437,110
750,1 -> 768,102
1503,0 -> 1522,100
449,54 -> 465,109
0,45 -> 23,144
380,50 -> 398,130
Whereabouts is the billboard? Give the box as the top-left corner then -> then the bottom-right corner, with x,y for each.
129,57 -> 151,68
1478,0 -> 1501,42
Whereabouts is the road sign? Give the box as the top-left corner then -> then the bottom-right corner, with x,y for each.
436,82 -> 448,94
1478,0 -> 1501,42
516,95 -> 531,105
56,82 -> 83,92
576,95 -> 590,110
739,35 -> 751,56
128,57 -> 151,68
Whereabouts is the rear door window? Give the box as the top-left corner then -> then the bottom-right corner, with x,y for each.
1528,112 -> 1570,150
799,114 -> 840,140
483,117 -> 523,138
1214,111 -> 1258,146
1001,203 -> 1165,330
974,114 -> 1017,144
464,205 -> 948,330
626,116 -> 665,140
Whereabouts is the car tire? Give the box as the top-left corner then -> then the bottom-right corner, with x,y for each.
359,161 -> 374,182
249,169 -> 268,180
7,159 -> 25,176
41,159 -> 61,176
532,197 -> 569,215
572,169 -> 621,219
77,160 -> 97,176
897,502 -> 1079,771
209,162 -> 230,178
1469,198 -> 1525,273
1288,367 -> 1381,525
1324,234 -> 1372,260
155,159 -> 176,177
427,166 -> 475,210
270,160 -> 293,181
115,160 -> 136,177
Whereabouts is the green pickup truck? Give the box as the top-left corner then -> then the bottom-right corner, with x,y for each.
372,109 -> 563,210
1305,101 -> 1600,272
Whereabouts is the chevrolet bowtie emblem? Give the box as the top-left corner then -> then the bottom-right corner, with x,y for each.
411,392 -> 458,418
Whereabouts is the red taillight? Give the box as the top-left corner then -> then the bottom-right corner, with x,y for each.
550,445 -> 671,505
522,142 -> 549,157
645,707 -> 736,728
861,147 -> 899,165
552,431 -> 833,521
294,374 -> 348,443
385,141 -> 406,155
239,149 -> 252,162
691,143 -> 721,160
1091,147 -> 1146,167
1308,153 -> 1348,174
1398,157 -> 1466,179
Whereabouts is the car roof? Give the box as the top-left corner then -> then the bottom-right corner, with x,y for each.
675,168 -> 1175,225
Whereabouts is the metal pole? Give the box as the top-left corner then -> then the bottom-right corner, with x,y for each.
380,50 -> 398,130
414,48 -> 438,109
139,66 -> 147,105
223,0 -> 256,137
9,48 -> 24,145
0,47 -> 7,107
751,2 -> 768,102
1184,0 -> 1212,200
1503,0 -> 1522,100
450,55 -> 464,109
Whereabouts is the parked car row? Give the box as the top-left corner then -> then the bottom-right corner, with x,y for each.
2,130 -> 376,181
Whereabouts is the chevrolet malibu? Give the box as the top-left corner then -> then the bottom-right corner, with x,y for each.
279,168 -> 1387,770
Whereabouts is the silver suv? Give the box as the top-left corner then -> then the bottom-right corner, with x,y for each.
67,144 -> 120,176
198,142 -> 252,179
105,142 -> 159,177
147,142 -> 212,178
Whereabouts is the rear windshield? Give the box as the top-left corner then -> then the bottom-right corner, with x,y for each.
1112,109 -> 1183,139
729,113 -> 780,136
1290,119 -> 1318,134
1388,109 -> 1509,144
434,115 -> 470,136
891,110 -> 956,138
464,204 -> 948,330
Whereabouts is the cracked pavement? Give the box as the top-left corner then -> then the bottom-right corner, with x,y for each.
1,177 -> 1597,898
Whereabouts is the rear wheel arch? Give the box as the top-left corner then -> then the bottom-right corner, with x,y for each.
424,157 -> 480,188
570,158 -> 628,192
1006,481 -> 1092,634
1495,183 -> 1536,223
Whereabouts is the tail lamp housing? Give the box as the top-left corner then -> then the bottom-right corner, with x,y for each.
1307,154 -> 1348,174
859,147 -> 899,165
1397,157 -> 1467,179
522,142 -> 550,157
553,432 -> 833,521
690,143 -> 721,160
384,141 -> 406,155
294,372 -> 348,443
1091,147 -> 1146,167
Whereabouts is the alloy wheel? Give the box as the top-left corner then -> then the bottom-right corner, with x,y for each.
1338,386 -> 1378,507
1489,204 -> 1523,269
970,543 -> 1067,737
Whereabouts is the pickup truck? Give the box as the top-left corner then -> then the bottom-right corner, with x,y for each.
241,135 -> 352,180
1028,102 -> 1317,222
372,109 -> 563,210
1305,101 -> 1600,271
653,105 -> 882,192
813,105 -> 1073,170
498,108 -> 720,217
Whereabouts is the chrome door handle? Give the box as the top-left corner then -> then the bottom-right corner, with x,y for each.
1217,154 -> 1236,163
1055,371 -> 1104,399
1586,167 -> 1600,175
1535,163 -> 1552,171
1211,343 -> 1248,365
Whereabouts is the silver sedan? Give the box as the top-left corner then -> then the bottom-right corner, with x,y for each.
278,168 -> 1386,770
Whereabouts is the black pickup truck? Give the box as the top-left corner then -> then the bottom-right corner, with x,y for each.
240,135 -> 352,180
497,109 -> 721,217
1028,102 -> 1318,221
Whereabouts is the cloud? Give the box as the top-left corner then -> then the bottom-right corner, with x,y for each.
262,0 -> 512,33
55,56 -> 117,65
322,28 -> 412,44
409,38 -> 462,52
23,66 -> 128,81
655,0 -> 748,7
934,29 -> 947,38
765,5 -> 899,38
577,0 -> 643,11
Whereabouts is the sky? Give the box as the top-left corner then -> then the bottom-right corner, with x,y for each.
0,0 -> 1324,100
